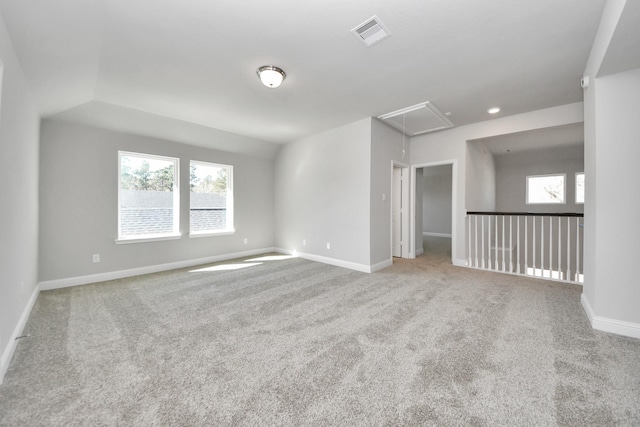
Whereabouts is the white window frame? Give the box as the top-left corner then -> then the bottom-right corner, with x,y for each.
189,160 -> 234,237
117,151 -> 181,243
575,172 -> 585,204
526,173 -> 566,205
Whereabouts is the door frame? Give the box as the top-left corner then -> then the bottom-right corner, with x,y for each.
391,161 -> 410,259
410,160 -> 457,263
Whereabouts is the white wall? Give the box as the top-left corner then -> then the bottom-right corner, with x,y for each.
422,165 -> 453,235
39,120 -> 275,283
495,146 -> 584,213
410,102 -> 584,265
0,14 -> 40,383
274,118 -> 372,269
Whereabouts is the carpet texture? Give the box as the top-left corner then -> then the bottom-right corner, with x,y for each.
1,238 -> 639,426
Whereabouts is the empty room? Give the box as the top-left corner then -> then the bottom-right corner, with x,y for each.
1,0 -> 639,425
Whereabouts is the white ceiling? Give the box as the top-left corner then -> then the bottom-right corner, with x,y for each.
472,123 -> 585,156
0,0 -> 609,156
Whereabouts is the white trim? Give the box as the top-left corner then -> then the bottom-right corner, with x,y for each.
189,230 -> 235,238
1,285 -> 40,385
39,247 -> 277,291
453,258 -> 468,267
370,258 -> 393,272
415,247 -> 424,256
278,248 -> 375,273
581,294 -> 640,339
423,232 -> 452,238
115,233 -> 182,244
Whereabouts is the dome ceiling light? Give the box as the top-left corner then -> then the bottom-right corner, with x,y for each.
257,65 -> 286,88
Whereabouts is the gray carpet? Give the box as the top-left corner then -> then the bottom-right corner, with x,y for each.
1,238 -> 639,426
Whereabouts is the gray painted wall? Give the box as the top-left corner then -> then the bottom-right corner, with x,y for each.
466,141 -> 496,212
274,118 -> 372,267
39,120 -> 275,281
494,146 -> 584,213
586,67 -> 640,326
370,118 -> 407,265
0,17 -> 40,381
422,165 -> 452,235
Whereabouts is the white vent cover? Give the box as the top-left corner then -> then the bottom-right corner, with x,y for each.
378,102 -> 454,136
351,15 -> 391,47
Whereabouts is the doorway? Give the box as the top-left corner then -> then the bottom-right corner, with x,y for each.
411,161 -> 456,263
392,163 -> 409,259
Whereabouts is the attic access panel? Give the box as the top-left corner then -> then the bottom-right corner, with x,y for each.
378,102 -> 454,136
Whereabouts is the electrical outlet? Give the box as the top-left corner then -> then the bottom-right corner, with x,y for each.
326,242 -> 331,250
303,239 -> 306,246
243,238 -> 248,245
92,254 -> 100,263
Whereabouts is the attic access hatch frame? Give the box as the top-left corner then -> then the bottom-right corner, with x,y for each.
378,102 -> 454,136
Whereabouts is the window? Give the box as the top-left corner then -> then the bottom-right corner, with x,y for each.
190,161 -> 234,235
118,151 -> 180,241
576,172 -> 585,204
526,174 -> 565,204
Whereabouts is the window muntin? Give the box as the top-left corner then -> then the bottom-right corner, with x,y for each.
526,174 -> 566,204
118,151 -> 180,241
190,161 -> 234,235
576,172 -> 585,204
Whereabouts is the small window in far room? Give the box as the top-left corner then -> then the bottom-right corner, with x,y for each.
526,174 -> 566,204
190,161 -> 234,236
576,172 -> 585,204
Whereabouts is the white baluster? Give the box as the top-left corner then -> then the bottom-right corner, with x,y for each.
557,216 -> 562,280
532,216 -> 536,277
566,216 -> 571,281
494,215 -> 498,271
541,216 -> 545,276
481,215 -> 485,269
509,216 -> 513,273
576,217 -> 581,282
475,215 -> 479,268
549,216 -> 552,278
517,216 -> 521,274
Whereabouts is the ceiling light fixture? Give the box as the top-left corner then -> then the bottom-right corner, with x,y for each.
257,65 -> 286,88
487,107 -> 501,114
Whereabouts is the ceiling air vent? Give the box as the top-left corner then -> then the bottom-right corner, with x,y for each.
378,102 -> 454,136
351,15 -> 391,47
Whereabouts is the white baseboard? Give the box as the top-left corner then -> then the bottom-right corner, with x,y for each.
1,284 -> 40,385
422,232 -> 452,238
415,247 -> 424,256
278,248 -> 374,273
453,258 -> 468,267
581,293 -> 640,339
39,247 -> 278,291
370,259 -> 393,272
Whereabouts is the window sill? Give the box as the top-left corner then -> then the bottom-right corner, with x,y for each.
115,233 -> 182,244
189,229 -> 236,238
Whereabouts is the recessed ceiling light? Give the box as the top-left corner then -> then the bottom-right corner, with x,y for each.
487,107 -> 501,114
